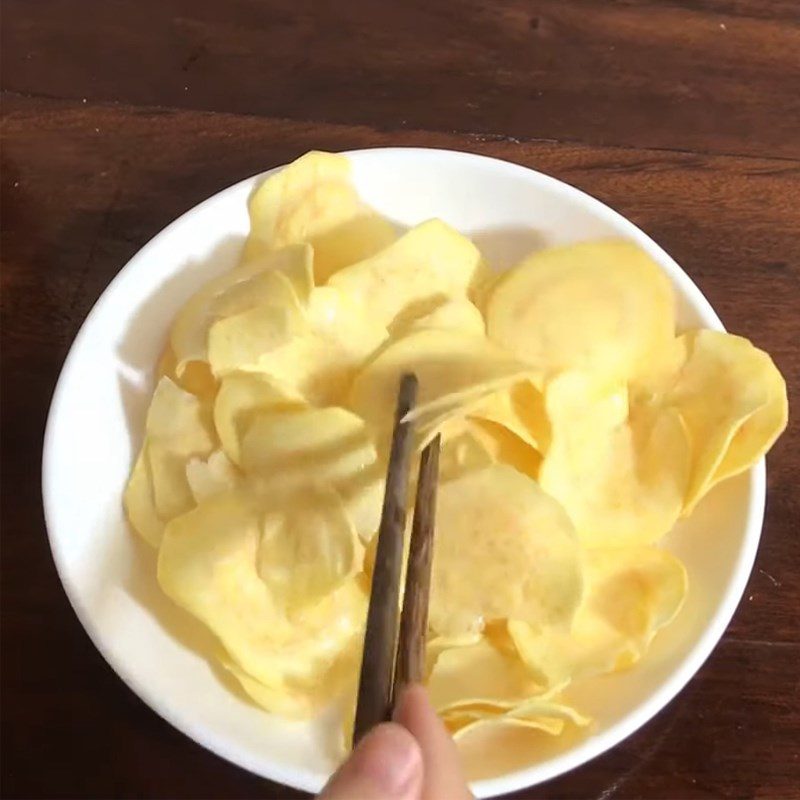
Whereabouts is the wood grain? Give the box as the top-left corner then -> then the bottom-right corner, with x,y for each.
2,5 -> 800,795
395,435 -> 441,692
353,374 -> 418,745
3,0 -> 800,158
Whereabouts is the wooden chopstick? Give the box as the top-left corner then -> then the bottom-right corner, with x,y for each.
394,433 -> 441,695
352,373 -> 419,745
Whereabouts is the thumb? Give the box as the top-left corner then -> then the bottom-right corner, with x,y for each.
320,722 -> 423,800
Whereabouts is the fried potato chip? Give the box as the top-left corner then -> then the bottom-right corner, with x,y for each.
247,285 -> 389,406
258,485 -> 361,612
207,297 -> 307,377
468,380 -> 549,452
186,450 -> 239,503
539,371 -> 689,546
656,330 -> 788,513
509,546 -> 687,690
240,405 -> 383,540
328,219 -> 483,328
349,329 -> 534,436
469,420 -> 542,481
158,489 -> 367,701
427,636 -> 542,712
172,246 -> 310,373
158,345 -> 218,399
214,372 -> 304,466
244,151 -> 396,282
430,465 -> 583,637
124,377 -> 215,546
404,297 -> 486,337
438,424 -> 496,481
487,240 -> 675,382
124,446 -> 164,546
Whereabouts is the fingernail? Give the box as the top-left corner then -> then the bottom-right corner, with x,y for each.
357,723 -> 422,796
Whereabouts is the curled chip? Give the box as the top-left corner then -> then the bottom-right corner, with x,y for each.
349,328 -> 534,436
467,381 -> 548,452
240,405 -> 383,540
186,450 -> 239,503
214,372 -> 304,466
509,546 -> 687,690
430,465 -> 583,637
487,240 -> 674,383
124,377 -> 215,546
328,219 -> 484,329
172,245 -> 310,373
258,484 -> 361,613
244,151 -> 396,282
427,635 -> 542,712
248,285 -> 388,407
158,489 -> 367,713
539,370 -> 690,546
403,297 -> 486,337
656,329 -> 788,513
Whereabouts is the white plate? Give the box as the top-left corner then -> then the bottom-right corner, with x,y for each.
42,148 -> 764,797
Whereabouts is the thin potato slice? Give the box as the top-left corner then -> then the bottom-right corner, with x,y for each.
214,372 -> 304,466
186,450 -> 239,504
658,330 -> 788,513
427,636 -> 542,713
487,240 -> 674,382
158,489 -> 367,699
328,219 -> 483,328
258,485 -> 361,613
405,297 -> 486,337
124,377 -> 215,546
349,329 -> 534,436
509,546 -> 687,690
539,371 -> 690,546
248,285 -> 388,407
171,246 -> 310,373
430,465 -> 582,636
207,299 -> 308,378
244,151 -> 396,282
240,406 -> 383,540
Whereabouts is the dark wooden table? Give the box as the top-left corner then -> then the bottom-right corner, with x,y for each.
2,2 -> 799,798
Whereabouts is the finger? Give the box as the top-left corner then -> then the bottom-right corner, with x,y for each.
319,721 -> 423,800
394,684 -> 472,800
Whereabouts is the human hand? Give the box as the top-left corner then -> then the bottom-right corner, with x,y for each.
319,684 -> 472,800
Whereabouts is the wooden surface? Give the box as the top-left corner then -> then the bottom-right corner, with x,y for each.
1,1 -> 799,797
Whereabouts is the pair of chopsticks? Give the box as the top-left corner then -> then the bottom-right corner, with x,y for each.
352,373 -> 441,746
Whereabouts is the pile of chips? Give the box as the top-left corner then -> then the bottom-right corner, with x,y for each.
125,152 -> 787,748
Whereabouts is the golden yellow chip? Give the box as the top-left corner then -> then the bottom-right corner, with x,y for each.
430,465 -> 583,637
404,297 -> 486,337
214,372 -> 304,466
657,330 -> 788,513
258,484 -> 361,613
158,489 -> 366,704
328,219 -> 483,328
171,245 -> 310,373
247,285 -> 388,407
487,240 -> 675,382
509,546 -> 687,690
539,371 -> 690,546
185,450 -> 239,504
207,297 -> 307,378
240,405 -> 383,540
244,151 -> 396,282
427,636 -> 541,713
349,328 -> 534,436
124,377 -> 215,546
469,420 -> 542,481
